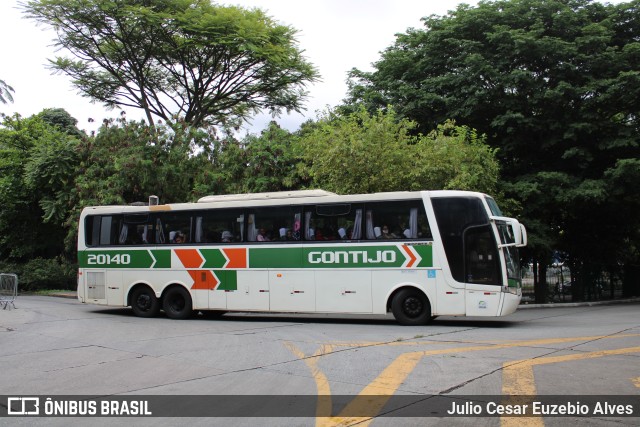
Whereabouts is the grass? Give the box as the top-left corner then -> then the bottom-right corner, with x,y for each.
24,289 -> 75,296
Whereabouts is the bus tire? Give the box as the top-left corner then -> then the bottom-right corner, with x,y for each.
130,286 -> 160,318
162,286 -> 193,320
391,288 -> 431,326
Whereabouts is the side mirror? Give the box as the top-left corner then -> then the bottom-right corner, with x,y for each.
490,216 -> 527,248
518,223 -> 527,247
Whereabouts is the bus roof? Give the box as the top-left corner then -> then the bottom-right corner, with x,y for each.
197,189 -> 336,203
80,189 -> 489,215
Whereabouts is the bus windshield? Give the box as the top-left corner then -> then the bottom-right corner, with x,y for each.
495,221 -> 522,291
485,196 -> 503,217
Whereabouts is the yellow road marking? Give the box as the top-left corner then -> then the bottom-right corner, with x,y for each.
633,377 -> 640,388
501,346 -> 640,427
283,334 -> 640,427
284,342 -> 335,418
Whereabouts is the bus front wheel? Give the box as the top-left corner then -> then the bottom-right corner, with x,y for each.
391,288 -> 431,326
130,286 -> 160,318
162,286 -> 193,320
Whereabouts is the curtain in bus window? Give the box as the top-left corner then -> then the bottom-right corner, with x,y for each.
99,216 -> 112,245
238,214 -> 245,242
247,214 -> 257,242
142,224 -> 149,243
195,216 -> 203,243
293,213 -> 302,240
156,218 -> 165,244
119,224 -> 128,245
365,210 -> 375,239
408,208 -> 418,239
305,211 -> 314,240
352,209 -> 363,239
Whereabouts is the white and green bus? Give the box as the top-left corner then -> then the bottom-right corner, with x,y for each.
77,190 -> 527,325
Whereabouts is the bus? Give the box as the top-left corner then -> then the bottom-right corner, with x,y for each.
77,190 -> 527,325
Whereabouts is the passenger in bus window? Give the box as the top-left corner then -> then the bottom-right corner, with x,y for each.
381,225 -> 397,239
221,231 -> 233,243
173,232 -> 185,244
257,228 -> 270,241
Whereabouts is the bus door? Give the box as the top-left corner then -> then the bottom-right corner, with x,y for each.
463,224 -> 503,316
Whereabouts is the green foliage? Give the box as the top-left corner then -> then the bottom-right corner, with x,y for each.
295,107 -> 500,195
0,113 -> 79,260
75,118 -> 197,207
37,108 -> 83,137
23,0 -> 319,127
344,0 -> 640,297
0,257 -> 76,291
242,122 -> 302,192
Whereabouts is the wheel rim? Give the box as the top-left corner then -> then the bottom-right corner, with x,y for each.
402,296 -> 424,318
136,293 -> 152,311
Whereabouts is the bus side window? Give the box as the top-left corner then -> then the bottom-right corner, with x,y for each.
155,212 -> 192,244
248,206 -> 301,242
364,201 -> 431,240
306,204 -> 361,241
195,209 -> 245,243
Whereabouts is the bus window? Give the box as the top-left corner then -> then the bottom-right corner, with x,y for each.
247,206 -> 302,242
364,201 -> 431,240
194,209 -> 245,243
120,213 -> 153,245
305,204 -> 362,241
154,212 -> 192,244
85,215 -> 122,246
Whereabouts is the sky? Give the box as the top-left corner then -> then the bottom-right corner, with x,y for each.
0,0 -> 471,134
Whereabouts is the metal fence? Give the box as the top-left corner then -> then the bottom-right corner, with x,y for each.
522,264 -> 625,303
0,273 -> 18,309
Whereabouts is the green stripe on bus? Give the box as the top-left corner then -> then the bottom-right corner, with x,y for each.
303,246 -> 405,268
78,250 -> 154,268
249,247 -> 302,268
79,243 -> 433,269
151,250 -> 171,268
215,270 -> 237,291
413,245 -> 433,268
201,249 -> 228,268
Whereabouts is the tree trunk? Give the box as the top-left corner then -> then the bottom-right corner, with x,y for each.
534,260 -> 547,304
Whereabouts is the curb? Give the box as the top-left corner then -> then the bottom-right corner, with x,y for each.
517,297 -> 640,309
45,292 -> 77,299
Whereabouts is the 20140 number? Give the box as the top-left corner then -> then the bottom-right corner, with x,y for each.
87,253 -> 131,265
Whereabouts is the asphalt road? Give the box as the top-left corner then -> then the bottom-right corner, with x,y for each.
0,295 -> 638,426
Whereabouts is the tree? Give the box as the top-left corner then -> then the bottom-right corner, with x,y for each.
295,107 -> 501,196
345,0 -> 640,300
241,121 -> 301,193
0,79 -> 14,104
23,0 -> 319,127
0,113 -> 79,260
38,108 -> 84,137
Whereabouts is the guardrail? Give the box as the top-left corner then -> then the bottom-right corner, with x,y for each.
0,273 -> 18,309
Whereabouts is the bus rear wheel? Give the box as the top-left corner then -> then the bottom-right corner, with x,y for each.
391,288 -> 431,326
130,286 -> 160,318
162,286 -> 193,320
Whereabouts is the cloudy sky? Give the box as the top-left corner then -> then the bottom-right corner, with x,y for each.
0,0 -> 476,133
